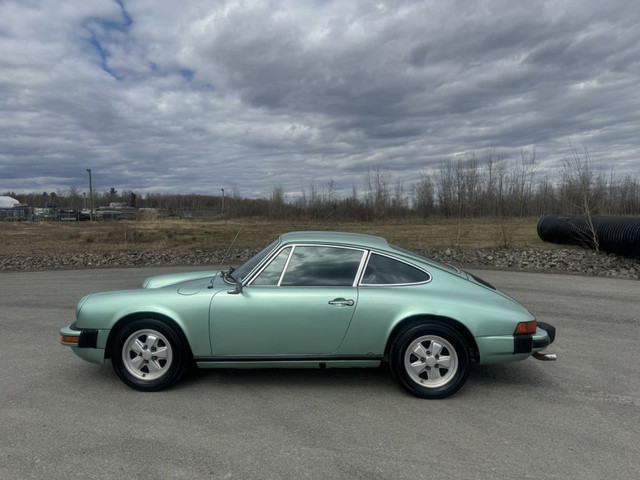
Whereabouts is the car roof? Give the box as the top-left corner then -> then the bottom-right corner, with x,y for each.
279,231 -> 390,250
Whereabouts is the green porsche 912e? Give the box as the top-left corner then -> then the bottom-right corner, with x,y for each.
60,231 -> 556,398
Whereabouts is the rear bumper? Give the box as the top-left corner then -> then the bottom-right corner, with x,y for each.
538,322 -> 556,343
514,321 -> 556,353
476,321 -> 556,365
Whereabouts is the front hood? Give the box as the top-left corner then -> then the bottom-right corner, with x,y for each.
143,270 -> 221,289
173,276 -> 229,295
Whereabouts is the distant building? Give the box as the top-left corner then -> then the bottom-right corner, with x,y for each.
0,196 -> 19,208
0,196 -> 29,221
94,203 -> 137,220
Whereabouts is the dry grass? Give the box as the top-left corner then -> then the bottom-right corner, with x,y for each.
0,217 -> 557,255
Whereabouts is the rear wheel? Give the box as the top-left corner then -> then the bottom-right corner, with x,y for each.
391,324 -> 470,399
111,319 -> 189,391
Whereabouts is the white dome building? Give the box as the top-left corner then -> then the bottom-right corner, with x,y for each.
0,196 -> 20,208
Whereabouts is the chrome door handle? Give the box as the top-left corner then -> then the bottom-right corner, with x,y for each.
328,298 -> 354,307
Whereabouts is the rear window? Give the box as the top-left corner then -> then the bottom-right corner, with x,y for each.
390,244 -> 461,274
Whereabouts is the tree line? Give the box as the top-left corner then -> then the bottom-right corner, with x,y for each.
5,149 -> 639,220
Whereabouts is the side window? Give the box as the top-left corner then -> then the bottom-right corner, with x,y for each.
280,246 -> 364,286
251,247 -> 291,285
361,253 -> 431,285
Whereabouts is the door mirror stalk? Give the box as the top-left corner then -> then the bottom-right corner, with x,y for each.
228,280 -> 243,295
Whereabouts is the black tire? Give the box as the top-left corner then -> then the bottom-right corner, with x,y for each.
391,323 -> 470,399
111,318 -> 190,392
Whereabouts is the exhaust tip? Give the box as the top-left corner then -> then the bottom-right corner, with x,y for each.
533,352 -> 557,361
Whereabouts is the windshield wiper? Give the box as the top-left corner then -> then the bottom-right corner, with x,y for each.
222,267 -> 237,283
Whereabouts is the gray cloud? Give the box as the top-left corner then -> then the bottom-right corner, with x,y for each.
1,0 -> 639,199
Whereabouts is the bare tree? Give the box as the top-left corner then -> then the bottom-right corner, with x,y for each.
561,146 -> 599,251
364,166 -> 391,219
515,149 -> 538,217
269,185 -> 286,218
616,174 -> 640,215
66,185 -> 82,211
413,171 -> 435,218
456,155 -> 481,217
435,161 -> 455,217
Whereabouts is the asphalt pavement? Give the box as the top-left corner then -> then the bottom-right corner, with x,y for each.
0,267 -> 638,479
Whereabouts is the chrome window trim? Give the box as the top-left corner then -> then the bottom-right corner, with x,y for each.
248,243 -> 367,287
352,249 -> 368,287
277,246 -> 295,285
358,251 -> 432,287
446,263 -> 462,274
233,239 -> 280,284
247,245 -> 293,286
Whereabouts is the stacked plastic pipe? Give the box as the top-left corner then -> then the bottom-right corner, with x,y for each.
537,214 -> 640,256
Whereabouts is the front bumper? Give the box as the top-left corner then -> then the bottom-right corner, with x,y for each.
60,323 -> 108,365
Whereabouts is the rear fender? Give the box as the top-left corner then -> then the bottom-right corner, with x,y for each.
383,315 -> 479,364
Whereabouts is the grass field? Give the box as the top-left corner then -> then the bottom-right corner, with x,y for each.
0,217 -> 560,255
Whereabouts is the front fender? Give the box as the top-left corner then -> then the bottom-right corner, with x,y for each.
75,288 -> 215,357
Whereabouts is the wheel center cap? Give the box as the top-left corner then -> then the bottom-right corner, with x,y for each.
426,357 -> 437,367
142,350 -> 152,360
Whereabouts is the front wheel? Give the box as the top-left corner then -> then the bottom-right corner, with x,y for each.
111,319 -> 189,392
391,324 -> 470,399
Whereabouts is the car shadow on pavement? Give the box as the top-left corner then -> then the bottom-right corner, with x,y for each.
62,358 -> 557,399
468,360 -> 559,392
183,364 -> 398,391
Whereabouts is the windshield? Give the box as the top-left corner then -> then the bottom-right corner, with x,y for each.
228,239 -> 279,282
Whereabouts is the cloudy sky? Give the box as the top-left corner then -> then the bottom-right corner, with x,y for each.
1,0 -> 639,199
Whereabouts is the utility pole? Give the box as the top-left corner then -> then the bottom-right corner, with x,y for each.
86,169 -> 94,221
221,188 -> 225,216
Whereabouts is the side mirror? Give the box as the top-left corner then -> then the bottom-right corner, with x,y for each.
227,280 -> 243,295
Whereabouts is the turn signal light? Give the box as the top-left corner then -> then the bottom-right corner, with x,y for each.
514,321 -> 537,335
61,334 -> 80,344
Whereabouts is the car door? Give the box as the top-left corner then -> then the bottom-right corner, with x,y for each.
209,245 -> 366,356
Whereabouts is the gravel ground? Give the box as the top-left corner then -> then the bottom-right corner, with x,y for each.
423,247 -> 640,280
1,247 -> 638,279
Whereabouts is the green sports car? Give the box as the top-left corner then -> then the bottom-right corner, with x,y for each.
60,231 -> 556,398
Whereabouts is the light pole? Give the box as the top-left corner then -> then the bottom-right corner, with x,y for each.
221,188 -> 225,216
86,169 -> 94,221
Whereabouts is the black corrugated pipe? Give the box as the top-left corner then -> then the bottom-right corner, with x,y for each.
537,215 -> 640,256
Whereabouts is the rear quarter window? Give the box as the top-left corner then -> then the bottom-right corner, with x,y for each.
360,253 -> 431,285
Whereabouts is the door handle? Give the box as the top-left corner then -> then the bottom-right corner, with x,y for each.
328,298 -> 354,307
